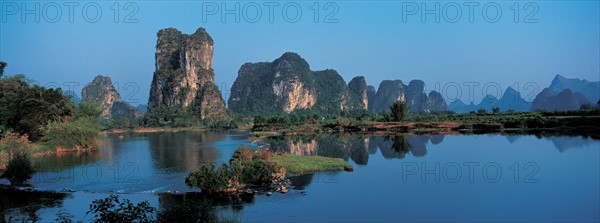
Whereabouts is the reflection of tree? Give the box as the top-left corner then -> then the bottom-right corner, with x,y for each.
288,174 -> 314,190
391,136 -> 411,157
0,189 -> 70,222
157,192 -> 254,222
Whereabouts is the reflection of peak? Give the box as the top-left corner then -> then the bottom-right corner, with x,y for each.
505,135 -> 522,144
546,136 -> 594,153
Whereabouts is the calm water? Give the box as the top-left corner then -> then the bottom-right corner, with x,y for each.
1,131 -> 599,222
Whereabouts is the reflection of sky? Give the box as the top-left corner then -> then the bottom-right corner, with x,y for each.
241,134 -> 600,222
9,132 -> 599,222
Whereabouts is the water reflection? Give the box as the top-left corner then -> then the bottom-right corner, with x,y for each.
146,131 -> 224,172
0,188 -> 70,222
263,133 -> 599,162
157,192 -> 254,222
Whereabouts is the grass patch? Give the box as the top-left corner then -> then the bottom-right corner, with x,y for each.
271,154 -> 347,174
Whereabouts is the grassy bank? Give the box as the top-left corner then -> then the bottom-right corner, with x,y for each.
271,154 -> 347,173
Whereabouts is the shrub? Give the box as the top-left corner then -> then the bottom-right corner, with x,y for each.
42,116 -> 100,151
390,99 -> 408,122
239,160 -> 279,185
230,146 -> 254,163
0,131 -> 33,154
86,195 -> 156,223
1,152 -> 35,186
185,163 -> 232,193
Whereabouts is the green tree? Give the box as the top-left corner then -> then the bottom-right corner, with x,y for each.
492,106 -> 500,113
0,152 -> 35,186
42,102 -> 101,150
87,195 -> 156,223
185,163 -> 232,194
0,76 -> 74,141
390,99 -> 408,122
0,61 -> 7,77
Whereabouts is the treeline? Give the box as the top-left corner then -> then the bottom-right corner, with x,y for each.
252,99 -> 600,132
0,62 -> 102,185
102,107 -> 250,130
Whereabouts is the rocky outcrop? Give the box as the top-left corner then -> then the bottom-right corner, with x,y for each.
147,27 -> 227,121
228,52 -> 364,115
369,80 -> 447,114
370,80 -> 405,113
423,91 -> 448,113
496,87 -> 531,111
366,85 -> 377,111
81,75 -> 141,119
348,76 -> 369,110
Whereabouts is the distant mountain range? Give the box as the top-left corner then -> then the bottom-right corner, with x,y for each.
228,52 -> 448,115
532,75 -> 599,111
64,27 -> 598,118
449,74 -> 599,113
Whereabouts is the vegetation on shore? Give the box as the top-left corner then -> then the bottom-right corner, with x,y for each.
271,154 -> 347,173
0,62 -> 102,171
252,105 -> 600,134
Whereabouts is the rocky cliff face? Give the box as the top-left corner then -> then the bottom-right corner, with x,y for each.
82,75 -> 141,119
423,91 -> 448,113
369,79 -> 447,114
366,85 -> 377,111
147,27 -> 227,121
370,80 -> 405,113
348,76 -> 368,110
228,52 -> 364,115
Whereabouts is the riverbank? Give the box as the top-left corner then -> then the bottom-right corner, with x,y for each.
252,110 -> 600,137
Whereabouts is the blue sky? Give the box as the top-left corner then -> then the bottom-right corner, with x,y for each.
1,1 -> 599,105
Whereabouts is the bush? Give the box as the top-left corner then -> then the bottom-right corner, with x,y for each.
1,152 -> 35,186
239,160 -> 279,185
42,116 -> 100,151
87,194 -> 156,223
185,163 -> 232,194
390,99 -> 408,122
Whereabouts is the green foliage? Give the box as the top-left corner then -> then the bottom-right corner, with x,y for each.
185,163 -> 232,194
477,108 -> 487,114
390,99 -> 408,122
0,75 -> 74,141
492,106 -> 501,113
237,159 -> 279,185
42,103 -> 101,150
0,61 -> 6,77
87,195 -> 156,223
144,106 -> 198,128
0,152 -> 35,186
186,146 -> 284,193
